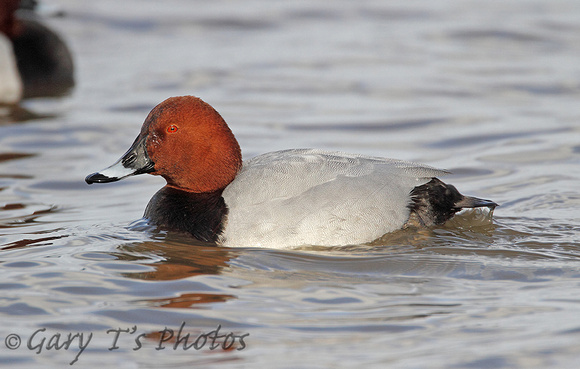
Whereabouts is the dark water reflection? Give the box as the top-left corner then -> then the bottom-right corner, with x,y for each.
116,239 -> 234,281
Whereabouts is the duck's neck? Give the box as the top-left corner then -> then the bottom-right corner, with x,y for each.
144,186 -> 228,243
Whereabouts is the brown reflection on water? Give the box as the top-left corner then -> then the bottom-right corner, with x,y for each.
116,239 -> 235,280
0,106 -> 55,125
0,152 -> 37,162
147,292 -> 236,309
115,239 -> 238,309
0,152 -> 36,181
0,205 -> 58,230
1,234 -> 67,250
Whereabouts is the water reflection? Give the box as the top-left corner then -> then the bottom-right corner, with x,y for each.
0,205 -> 58,231
0,152 -> 36,162
0,104 -> 61,124
116,239 -> 233,280
1,234 -> 66,250
112,236 -> 238,309
146,292 -> 236,309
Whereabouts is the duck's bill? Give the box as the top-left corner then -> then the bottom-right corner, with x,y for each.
85,136 -> 155,184
455,196 -> 499,209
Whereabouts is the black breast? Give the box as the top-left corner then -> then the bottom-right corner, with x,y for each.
144,186 -> 228,243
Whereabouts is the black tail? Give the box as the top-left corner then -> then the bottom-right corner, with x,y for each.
407,178 -> 498,227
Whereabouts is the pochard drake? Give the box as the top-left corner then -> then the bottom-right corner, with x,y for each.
0,0 -> 74,105
86,96 -> 497,248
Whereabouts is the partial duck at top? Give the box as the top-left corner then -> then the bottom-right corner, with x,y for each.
86,96 -> 497,248
0,0 -> 74,105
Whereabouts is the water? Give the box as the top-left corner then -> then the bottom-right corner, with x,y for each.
1,0 -> 580,367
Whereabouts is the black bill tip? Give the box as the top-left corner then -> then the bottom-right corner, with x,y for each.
85,172 -> 119,184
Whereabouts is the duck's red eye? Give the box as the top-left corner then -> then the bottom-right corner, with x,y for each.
167,124 -> 179,133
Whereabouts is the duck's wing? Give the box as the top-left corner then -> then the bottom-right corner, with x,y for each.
225,149 -> 447,203
221,149 -> 447,247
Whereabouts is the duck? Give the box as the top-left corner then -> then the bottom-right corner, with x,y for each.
0,0 -> 74,105
86,96 -> 497,248
0,0 -> 22,104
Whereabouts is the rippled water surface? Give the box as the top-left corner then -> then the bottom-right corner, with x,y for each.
1,0 -> 580,367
